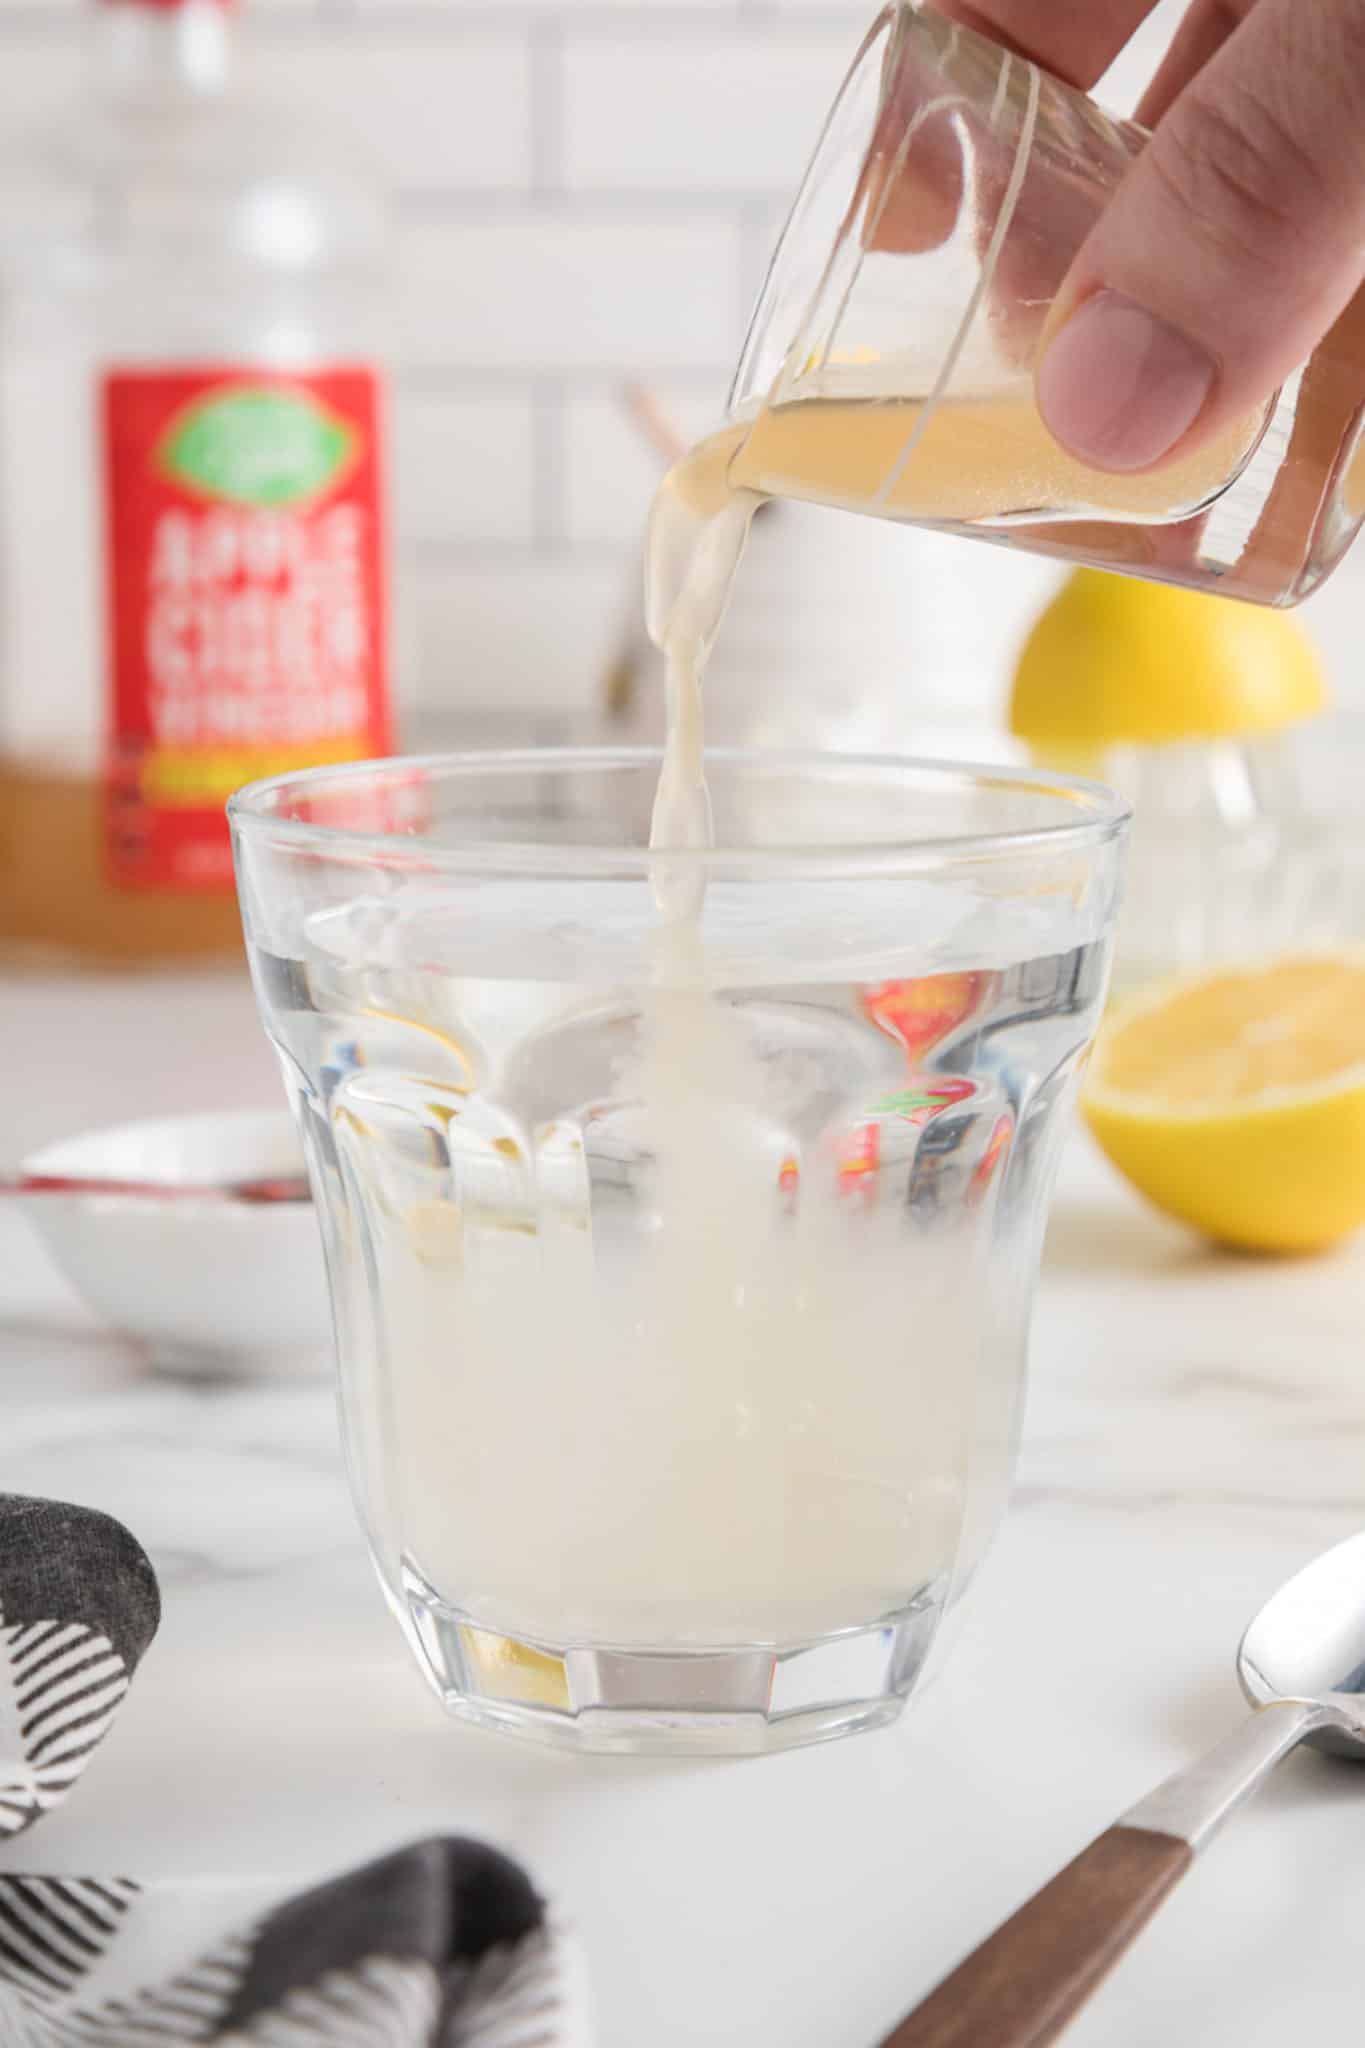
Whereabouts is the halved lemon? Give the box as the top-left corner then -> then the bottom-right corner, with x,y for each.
1083,954 -> 1365,1254
1011,568 -> 1326,758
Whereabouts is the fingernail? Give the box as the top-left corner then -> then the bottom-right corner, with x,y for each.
1037,290 -> 1217,472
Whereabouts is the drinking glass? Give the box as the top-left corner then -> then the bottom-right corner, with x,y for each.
727,2 -> 1365,607
232,751 -> 1128,1754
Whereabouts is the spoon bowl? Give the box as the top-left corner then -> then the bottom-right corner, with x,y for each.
1238,1529 -> 1365,1755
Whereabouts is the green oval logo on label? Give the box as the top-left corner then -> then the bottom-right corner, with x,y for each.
157,385 -> 360,508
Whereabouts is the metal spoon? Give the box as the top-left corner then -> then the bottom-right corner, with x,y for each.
1,1171 -> 310,1205
882,1528 -> 1365,2048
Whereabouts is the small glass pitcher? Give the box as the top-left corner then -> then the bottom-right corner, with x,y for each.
725,2 -> 1365,607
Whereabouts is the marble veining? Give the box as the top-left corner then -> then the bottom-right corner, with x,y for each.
4,974 -> 1365,2045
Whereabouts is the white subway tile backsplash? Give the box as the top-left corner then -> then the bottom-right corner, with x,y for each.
262,30 -> 531,192
0,33 -> 80,126
396,214 -> 742,372
480,1 -> 747,10
562,380 -> 723,544
0,0 -> 1265,740
394,389 -> 537,544
736,192 -> 794,308
562,26 -> 853,193
0,0 -> 309,13
350,1 -> 741,11
409,558 -> 628,713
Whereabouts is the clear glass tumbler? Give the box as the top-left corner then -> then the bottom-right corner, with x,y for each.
1059,738 -> 1345,996
232,751 -> 1128,1754
727,2 -> 1365,606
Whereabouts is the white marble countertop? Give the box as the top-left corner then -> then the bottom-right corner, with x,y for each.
3,967 -> 1365,2046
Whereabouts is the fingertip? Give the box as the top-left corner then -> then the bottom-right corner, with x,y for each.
1036,291 -> 1218,472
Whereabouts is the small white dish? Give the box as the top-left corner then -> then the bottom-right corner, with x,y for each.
17,1109 -> 332,1380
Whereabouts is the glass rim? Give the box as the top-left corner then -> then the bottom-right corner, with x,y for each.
228,746 -> 1130,879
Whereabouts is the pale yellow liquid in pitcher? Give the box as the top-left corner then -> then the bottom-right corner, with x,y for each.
735,393 -> 1265,526
645,390 -> 1265,868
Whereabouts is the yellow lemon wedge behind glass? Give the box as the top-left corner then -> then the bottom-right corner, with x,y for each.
1009,568 -> 1336,995
1083,955 -> 1365,1254
1011,569 -> 1326,761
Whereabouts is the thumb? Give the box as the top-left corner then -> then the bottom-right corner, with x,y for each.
1035,0 -> 1365,474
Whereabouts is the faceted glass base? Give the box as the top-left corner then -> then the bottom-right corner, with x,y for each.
399,1564 -> 942,1756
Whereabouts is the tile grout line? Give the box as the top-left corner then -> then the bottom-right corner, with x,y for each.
393,189 -> 802,218
735,197 -> 777,350
283,5 -> 763,30
532,376 -> 568,553
528,15 -> 564,204
404,535 -> 635,566
396,365 -> 727,393
0,4 -> 876,31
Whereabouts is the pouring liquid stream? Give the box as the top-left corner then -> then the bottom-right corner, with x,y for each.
645,423 -> 759,943
643,386 -> 1268,932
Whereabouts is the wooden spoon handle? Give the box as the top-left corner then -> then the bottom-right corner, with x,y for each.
879,1825 -> 1191,2048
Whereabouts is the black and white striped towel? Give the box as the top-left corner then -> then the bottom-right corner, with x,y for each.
0,1495 -> 591,2046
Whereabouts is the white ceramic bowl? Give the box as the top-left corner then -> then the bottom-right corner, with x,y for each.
18,1109 -> 332,1379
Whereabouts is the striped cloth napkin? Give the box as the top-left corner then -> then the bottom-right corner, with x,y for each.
0,1493 -> 591,2045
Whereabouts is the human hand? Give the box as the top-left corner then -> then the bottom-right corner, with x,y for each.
937,0 -> 1365,473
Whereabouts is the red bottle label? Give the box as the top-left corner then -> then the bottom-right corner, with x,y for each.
860,973 -> 988,1061
102,365 -> 392,892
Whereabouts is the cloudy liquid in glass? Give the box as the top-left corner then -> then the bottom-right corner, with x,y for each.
271,863 -> 1108,1646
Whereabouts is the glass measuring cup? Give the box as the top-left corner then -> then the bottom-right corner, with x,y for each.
726,2 -> 1365,607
